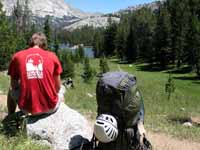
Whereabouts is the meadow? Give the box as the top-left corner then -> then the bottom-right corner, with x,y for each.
65,59 -> 200,141
0,58 -> 200,149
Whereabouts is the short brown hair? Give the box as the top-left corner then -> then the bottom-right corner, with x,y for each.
29,32 -> 48,49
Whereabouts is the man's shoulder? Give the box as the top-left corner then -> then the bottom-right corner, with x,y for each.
46,51 -> 56,56
12,49 -> 28,58
46,51 -> 58,59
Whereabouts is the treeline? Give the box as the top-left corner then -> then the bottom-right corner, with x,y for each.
60,0 -> 200,77
98,0 -> 200,76
58,26 -> 98,46
97,0 -> 200,76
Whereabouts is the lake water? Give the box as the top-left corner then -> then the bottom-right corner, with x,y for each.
84,46 -> 94,58
59,44 -> 94,58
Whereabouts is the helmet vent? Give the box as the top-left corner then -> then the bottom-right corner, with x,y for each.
108,129 -> 114,137
106,127 -> 111,133
110,118 -> 113,122
97,121 -> 104,125
111,130 -> 115,139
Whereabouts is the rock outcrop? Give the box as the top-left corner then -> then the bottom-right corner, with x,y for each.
27,103 -> 93,150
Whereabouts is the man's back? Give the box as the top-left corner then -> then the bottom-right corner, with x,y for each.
8,47 -> 62,114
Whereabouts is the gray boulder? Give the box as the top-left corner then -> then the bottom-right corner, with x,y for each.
27,102 -> 93,150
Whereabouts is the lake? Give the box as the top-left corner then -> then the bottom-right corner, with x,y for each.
59,44 -> 94,58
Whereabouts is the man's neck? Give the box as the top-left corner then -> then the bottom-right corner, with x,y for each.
33,45 -> 40,48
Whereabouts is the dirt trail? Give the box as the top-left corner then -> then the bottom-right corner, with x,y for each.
0,94 -> 200,150
87,113 -> 200,150
147,131 -> 200,150
0,95 -> 7,108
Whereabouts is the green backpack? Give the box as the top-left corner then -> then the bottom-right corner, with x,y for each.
95,71 -> 151,150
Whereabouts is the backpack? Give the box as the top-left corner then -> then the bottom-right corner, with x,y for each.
95,71 -> 152,150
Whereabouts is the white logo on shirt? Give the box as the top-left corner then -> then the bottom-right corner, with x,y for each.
26,54 -> 43,79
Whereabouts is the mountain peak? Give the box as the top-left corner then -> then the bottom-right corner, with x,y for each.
2,0 -> 92,18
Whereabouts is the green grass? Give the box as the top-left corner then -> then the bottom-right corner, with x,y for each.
0,72 -> 9,94
0,58 -> 200,149
0,134 -> 49,150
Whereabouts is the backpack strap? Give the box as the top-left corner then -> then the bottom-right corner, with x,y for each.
69,135 -> 98,150
137,121 -> 146,145
125,121 -> 152,150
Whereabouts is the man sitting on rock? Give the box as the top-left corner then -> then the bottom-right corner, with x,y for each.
7,32 -> 63,116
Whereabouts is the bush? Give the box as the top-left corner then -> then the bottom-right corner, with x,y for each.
165,73 -> 175,100
82,57 -> 96,82
59,51 -> 75,79
99,56 -> 110,74
74,46 -> 85,63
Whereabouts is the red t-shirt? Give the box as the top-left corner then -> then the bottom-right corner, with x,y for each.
8,47 -> 63,114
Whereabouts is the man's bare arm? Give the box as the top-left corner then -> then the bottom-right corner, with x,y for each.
10,77 -> 20,89
54,75 -> 61,93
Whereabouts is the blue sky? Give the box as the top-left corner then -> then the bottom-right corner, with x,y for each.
64,0 -> 156,13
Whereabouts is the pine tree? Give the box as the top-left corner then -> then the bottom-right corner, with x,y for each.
93,30 -> 104,58
103,16 -> 117,56
82,57 -> 95,82
10,0 -> 29,50
0,1 -> 17,70
185,0 -> 200,77
53,30 -> 59,55
153,2 -> 171,69
126,21 -> 137,62
167,0 -> 189,68
30,23 -> 37,36
77,45 -> 85,62
114,13 -> 131,61
12,0 -> 23,33
74,49 -> 81,64
44,16 -> 52,49
99,56 -> 110,74
22,0 -> 31,33
60,52 -> 75,79
133,8 -> 156,63
115,22 -> 128,60
8,0 -> 34,51
165,73 -> 175,100
23,0 -> 34,46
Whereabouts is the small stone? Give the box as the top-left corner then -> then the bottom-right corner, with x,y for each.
190,117 -> 200,126
87,93 -> 93,98
129,65 -> 133,67
183,122 -> 193,127
180,107 -> 185,111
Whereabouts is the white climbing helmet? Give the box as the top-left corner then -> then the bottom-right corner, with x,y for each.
94,114 -> 118,143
